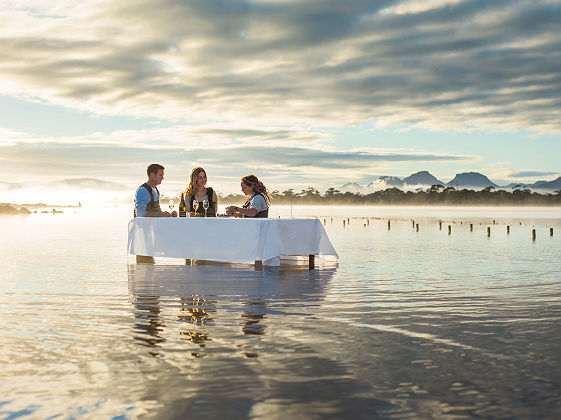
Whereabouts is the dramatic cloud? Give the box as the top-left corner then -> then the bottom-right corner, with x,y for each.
1,0 -> 561,132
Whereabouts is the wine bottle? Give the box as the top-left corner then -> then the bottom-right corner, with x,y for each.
179,193 -> 186,217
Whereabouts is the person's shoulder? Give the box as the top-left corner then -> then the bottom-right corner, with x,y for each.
208,187 -> 217,200
252,194 -> 267,205
136,184 -> 151,197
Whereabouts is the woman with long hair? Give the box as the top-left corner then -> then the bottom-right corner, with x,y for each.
184,167 -> 218,217
226,174 -> 270,218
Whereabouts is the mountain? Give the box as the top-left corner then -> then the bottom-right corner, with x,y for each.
339,182 -> 364,193
338,172 -> 560,193
530,176 -> 561,191
367,176 -> 403,189
403,171 -> 444,186
500,176 -> 560,191
447,172 -> 499,189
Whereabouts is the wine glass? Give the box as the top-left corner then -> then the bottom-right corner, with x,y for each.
203,199 -> 209,217
169,199 -> 175,213
193,200 -> 199,215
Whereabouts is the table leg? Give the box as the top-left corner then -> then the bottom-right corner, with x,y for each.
309,254 -> 315,270
136,255 -> 155,264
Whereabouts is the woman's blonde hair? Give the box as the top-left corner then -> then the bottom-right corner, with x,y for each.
241,174 -> 271,204
185,167 -> 206,197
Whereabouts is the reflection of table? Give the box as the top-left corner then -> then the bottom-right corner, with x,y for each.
128,218 -> 338,266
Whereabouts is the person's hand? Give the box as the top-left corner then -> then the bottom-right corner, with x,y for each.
171,210 -> 178,217
189,211 -> 195,217
225,206 -> 236,216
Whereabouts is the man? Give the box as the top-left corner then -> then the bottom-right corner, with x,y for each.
134,163 -> 177,217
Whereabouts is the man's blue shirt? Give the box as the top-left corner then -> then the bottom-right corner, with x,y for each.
135,185 -> 159,217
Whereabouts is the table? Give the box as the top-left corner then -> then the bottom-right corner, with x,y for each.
128,217 -> 338,266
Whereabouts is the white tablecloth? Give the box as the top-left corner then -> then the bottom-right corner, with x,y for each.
128,218 -> 338,265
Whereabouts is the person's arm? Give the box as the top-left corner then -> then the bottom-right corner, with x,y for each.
135,188 -> 149,217
233,206 -> 258,217
225,204 -> 253,217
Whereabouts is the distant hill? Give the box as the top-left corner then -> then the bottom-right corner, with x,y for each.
447,172 -> 499,189
0,178 -> 129,192
529,176 -> 561,191
57,178 -> 129,191
403,171 -> 444,186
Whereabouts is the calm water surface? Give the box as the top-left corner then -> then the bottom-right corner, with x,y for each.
1,205 -> 560,419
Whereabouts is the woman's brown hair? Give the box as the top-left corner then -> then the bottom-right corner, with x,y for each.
185,167 -> 206,198
241,174 -> 271,204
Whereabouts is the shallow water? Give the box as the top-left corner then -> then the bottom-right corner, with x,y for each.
1,206 -> 560,419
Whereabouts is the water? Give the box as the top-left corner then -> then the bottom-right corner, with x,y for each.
1,205 -> 560,419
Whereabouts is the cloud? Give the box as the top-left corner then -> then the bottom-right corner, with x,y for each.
509,170 -> 559,178
1,0 -> 560,132
1,140 -> 472,190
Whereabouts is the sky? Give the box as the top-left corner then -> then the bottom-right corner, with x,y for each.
1,0 -> 560,202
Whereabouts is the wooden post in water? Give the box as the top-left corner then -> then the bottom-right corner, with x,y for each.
309,254 -> 315,270
343,219 -> 346,227
487,227 -> 491,237
367,219 -> 370,226
412,220 -> 415,228
507,226 -> 510,234
439,220 -> 442,230
448,225 -> 451,235
550,228 -> 554,237
532,229 -> 536,241
470,224 -> 473,232
255,260 -> 263,270
387,220 -> 391,230
416,223 -> 419,232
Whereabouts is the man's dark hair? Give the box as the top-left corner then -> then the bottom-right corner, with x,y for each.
147,163 -> 165,176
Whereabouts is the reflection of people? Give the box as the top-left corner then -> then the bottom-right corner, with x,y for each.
184,167 -> 218,217
134,163 -> 177,217
128,264 -> 335,358
128,265 -> 166,351
226,174 -> 270,218
241,297 -> 267,336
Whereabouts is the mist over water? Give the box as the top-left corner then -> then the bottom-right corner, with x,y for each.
1,206 -> 560,418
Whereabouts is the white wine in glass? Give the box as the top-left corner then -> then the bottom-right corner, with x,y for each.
203,200 -> 209,217
169,199 -> 175,213
193,200 -> 199,215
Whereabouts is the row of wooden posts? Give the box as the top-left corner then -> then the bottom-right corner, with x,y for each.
323,217 -> 554,240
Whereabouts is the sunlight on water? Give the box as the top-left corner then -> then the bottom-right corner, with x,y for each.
1,205 -> 560,418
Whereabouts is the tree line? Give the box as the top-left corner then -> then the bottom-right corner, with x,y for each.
220,185 -> 561,205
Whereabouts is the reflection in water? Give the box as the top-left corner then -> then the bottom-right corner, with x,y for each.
240,297 -> 267,336
130,265 -> 165,355
128,264 -> 335,360
178,294 -> 216,357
